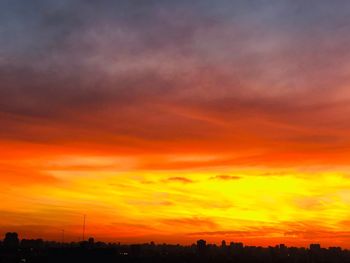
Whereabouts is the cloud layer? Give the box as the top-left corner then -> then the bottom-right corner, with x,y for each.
2,0 -> 350,246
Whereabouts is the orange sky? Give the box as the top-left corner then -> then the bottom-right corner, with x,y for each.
2,0 -> 350,248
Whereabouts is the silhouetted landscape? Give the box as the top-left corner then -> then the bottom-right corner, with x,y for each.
1,232 -> 349,263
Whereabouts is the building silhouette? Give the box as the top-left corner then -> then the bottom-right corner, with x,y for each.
3,232 -> 19,249
2,232 -> 350,263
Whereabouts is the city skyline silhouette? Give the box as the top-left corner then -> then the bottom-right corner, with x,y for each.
1,231 -> 349,263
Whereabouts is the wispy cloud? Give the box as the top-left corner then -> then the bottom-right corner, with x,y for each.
164,177 -> 194,184
211,174 -> 241,180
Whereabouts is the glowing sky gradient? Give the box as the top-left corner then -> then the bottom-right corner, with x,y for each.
2,0 -> 350,247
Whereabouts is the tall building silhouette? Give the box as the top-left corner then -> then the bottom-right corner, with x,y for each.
3,232 -> 19,249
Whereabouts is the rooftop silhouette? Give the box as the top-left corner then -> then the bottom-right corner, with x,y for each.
1,232 -> 350,263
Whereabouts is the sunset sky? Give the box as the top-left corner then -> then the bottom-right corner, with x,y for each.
2,0 -> 350,247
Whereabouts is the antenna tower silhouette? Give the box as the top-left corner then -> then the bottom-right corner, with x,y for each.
82,214 -> 86,241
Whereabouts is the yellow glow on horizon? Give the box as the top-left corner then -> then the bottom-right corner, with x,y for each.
2,152 -> 350,247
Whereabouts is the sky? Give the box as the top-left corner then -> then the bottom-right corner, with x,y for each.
2,0 -> 350,247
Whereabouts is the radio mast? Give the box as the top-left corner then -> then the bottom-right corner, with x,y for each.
82,214 -> 86,241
